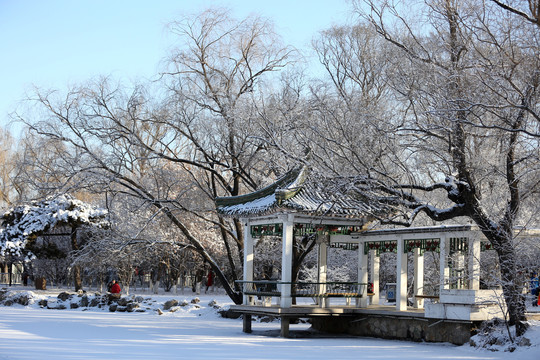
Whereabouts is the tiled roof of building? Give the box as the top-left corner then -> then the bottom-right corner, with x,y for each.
215,166 -> 389,219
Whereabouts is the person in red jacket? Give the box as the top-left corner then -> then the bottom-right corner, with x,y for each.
110,280 -> 121,297
205,270 -> 214,293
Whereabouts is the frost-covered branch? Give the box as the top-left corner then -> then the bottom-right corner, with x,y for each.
0,194 -> 108,259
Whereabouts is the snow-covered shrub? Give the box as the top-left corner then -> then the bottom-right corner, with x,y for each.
469,318 -> 533,352
208,299 -> 220,308
4,291 -> 39,306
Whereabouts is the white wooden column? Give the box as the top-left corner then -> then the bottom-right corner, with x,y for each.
440,234 -> 449,293
455,251 -> 466,289
468,232 -> 481,291
396,235 -> 407,311
358,243 -> 369,307
317,234 -> 328,303
242,218 -> 254,305
413,247 -> 424,309
280,214 -> 294,308
370,249 -> 380,305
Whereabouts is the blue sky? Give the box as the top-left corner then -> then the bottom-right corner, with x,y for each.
0,0 -> 352,137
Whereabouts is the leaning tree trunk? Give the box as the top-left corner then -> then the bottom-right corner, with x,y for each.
480,83 -> 532,337
70,226 -> 83,292
490,231 -> 528,336
157,205 -> 243,304
114,177 -> 244,304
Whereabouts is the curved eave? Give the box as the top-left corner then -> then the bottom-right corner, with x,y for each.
217,189 -> 383,221
215,167 -> 303,209
215,166 -> 309,217
217,202 -> 377,220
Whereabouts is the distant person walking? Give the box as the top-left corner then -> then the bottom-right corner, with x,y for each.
205,270 -> 214,293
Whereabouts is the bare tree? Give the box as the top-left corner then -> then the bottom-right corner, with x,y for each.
0,127 -> 32,208
162,8 -> 298,271
0,127 -> 17,208
14,9 -> 296,304
312,0 -> 540,335
260,0 -> 539,336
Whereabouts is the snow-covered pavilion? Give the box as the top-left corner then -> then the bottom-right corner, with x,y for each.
216,166 -> 538,343
216,166 -> 385,308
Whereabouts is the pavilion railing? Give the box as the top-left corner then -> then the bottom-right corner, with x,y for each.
236,280 -> 367,300
237,280 -> 281,297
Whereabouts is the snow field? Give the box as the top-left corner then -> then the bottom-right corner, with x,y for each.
0,288 -> 538,359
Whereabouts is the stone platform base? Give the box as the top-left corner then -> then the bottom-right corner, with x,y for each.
311,315 -> 475,345
231,304 -> 477,345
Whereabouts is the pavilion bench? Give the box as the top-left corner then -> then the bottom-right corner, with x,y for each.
293,282 -> 366,307
237,280 -> 367,307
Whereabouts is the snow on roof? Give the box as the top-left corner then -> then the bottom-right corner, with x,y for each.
219,193 -> 277,216
215,166 -> 389,220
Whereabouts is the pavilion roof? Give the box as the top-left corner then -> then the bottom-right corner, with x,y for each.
215,166 -> 390,220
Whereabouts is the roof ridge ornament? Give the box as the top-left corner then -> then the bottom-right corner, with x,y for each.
275,165 -> 309,205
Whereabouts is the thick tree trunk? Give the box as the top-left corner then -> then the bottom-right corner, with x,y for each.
72,265 -> 82,292
70,227 -> 82,292
499,257 -> 527,336
8,262 -> 12,286
218,216 -> 240,291
489,230 -> 528,336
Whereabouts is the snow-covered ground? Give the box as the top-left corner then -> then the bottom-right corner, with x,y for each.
0,286 -> 539,359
